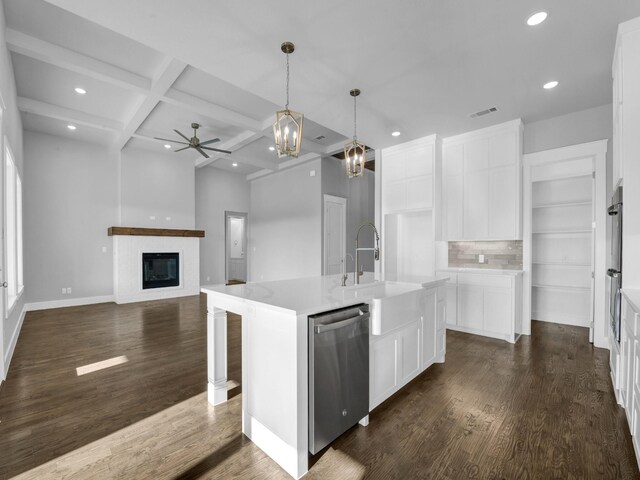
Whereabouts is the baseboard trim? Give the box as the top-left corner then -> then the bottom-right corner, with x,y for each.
25,295 -> 115,312
4,304 -> 26,379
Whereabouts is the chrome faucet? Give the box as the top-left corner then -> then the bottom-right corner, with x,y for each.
355,222 -> 380,284
341,253 -> 355,286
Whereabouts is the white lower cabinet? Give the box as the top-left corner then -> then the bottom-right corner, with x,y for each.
369,285 -> 445,410
400,322 -> 421,384
458,285 -> 484,330
436,269 -> 522,343
483,288 -> 512,336
370,334 -> 398,405
617,291 -> 640,470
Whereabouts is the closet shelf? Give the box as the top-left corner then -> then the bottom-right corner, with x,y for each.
532,229 -> 592,235
532,284 -> 591,292
532,201 -> 592,209
532,262 -> 591,267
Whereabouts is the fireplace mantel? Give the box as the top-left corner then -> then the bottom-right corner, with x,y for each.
108,227 -> 205,238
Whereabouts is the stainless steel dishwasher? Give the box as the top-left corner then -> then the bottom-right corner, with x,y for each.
308,303 -> 369,454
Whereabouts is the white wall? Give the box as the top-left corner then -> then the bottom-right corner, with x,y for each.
249,158 -> 322,282
321,157 -> 375,273
195,166 -> 250,285
24,131 -> 118,304
1,0 -> 26,379
120,147 -> 195,229
524,104 -> 612,159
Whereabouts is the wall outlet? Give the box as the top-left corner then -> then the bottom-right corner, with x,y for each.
62,287 -> 67,294
166,216 -> 171,221
206,276 -> 211,282
67,287 -> 72,294
149,215 -> 156,221
478,254 -> 485,263
309,169 -> 316,177
102,246 -> 107,253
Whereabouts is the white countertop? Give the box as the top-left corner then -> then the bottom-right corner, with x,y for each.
436,267 -> 524,276
201,273 -> 447,316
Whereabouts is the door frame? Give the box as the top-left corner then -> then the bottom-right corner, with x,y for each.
323,195 -> 347,275
224,211 -> 248,284
522,140 -> 608,348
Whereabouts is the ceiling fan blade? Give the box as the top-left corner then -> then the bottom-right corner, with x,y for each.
200,146 -> 233,154
199,138 -> 220,146
153,137 -> 190,145
173,129 -> 192,142
174,146 -> 191,152
195,147 -> 210,159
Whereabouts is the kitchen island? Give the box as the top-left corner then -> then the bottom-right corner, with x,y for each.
201,274 -> 447,479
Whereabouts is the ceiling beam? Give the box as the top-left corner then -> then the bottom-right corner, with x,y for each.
194,130 -> 264,168
116,57 -> 187,150
17,96 -> 123,132
162,88 -> 262,132
6,29 -> 151,93
246,152 -> 321,181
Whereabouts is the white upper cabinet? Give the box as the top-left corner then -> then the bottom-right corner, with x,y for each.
442,119 -> 523,241
381,135 -> 438,213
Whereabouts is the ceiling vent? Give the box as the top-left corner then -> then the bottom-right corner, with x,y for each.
314,135 -> 326,141
469,106 -> 498,119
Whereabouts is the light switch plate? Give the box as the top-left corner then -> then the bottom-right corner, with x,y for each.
478,254 -> 485,263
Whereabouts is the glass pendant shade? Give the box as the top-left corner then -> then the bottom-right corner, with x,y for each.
273,108 -> 304,158
344,140 -> 366,177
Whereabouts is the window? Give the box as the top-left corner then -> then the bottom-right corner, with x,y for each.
5,142 -> 23,313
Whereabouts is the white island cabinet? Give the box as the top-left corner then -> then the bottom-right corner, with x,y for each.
201,274 -> 447,479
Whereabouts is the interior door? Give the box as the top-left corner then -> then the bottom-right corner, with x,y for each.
225,211 -> 247,283
323,195 -> 347,275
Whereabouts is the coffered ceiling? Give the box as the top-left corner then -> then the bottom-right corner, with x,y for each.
6,0 -> 640,178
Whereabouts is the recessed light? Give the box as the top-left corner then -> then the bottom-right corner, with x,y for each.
391,131 -> 401,137
268,146 -> 275,151
164,144 -> 171,149
74,87 -> 87,95
67,124 -> 77,130
526,11 -> 548,26
232,162 -> 238,167
543,80 -> 559,89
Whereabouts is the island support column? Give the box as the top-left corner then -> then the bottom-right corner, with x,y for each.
207,304 -> 228,405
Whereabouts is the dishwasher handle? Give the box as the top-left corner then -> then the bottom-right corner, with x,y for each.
314,311 -> 369,334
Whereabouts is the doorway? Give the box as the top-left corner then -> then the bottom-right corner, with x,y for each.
323,195 -> 347,275
225,211 -> 247,285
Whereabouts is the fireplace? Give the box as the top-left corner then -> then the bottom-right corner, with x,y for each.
142,252 -> 179,289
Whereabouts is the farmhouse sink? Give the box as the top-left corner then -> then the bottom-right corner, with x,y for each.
343,281 -> 424,335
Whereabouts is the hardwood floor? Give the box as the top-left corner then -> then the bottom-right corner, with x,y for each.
1,296 -> 638,479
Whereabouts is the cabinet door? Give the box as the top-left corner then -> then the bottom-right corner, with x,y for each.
483,287 -> 512,336
624,321 -> 635,423
464,138 -> 489,172
458,285 -> 484,330
621,324 -> 630,406
464,171 -> 489,239
406,176 -> 433,210
400,323 -> 421,384
422,289 -> 437,368
488,130 -> 517,168
370,335 -> 398,408
445,174 -> 463,239
445,284 -> 457,326
489,165 -> 517,239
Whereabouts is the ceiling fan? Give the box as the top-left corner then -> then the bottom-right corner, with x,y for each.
154,123 -> 232,159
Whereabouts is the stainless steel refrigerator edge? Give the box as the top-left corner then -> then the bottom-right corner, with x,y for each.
608,186 -> 623,342
308,304 -> 370,454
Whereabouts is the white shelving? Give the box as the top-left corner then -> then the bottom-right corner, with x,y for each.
529,173 -> 594,328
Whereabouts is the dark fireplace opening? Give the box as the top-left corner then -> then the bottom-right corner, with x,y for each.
142,252 -> 179,289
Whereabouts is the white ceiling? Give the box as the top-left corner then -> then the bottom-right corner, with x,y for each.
7,0 -> 640,178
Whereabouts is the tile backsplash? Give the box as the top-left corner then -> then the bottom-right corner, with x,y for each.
448,240 -> 523,270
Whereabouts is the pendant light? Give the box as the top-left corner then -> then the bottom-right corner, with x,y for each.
273,42 -> 304,158
344,88 -> 366,178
